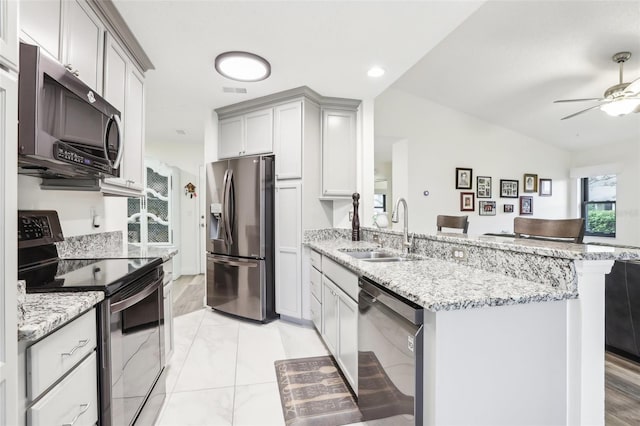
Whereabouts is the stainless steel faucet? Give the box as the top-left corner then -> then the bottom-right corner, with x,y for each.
391,198 -> 411,254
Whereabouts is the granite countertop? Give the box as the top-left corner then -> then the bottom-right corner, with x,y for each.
18,291 -> 104,343
60,244 -> 178,262
306,239 -> 576,312
412,230 -> 640,261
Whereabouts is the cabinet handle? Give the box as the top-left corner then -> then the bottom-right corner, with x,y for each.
61,339 -> 90,357
73,70 -> 80,77
62,403 -> 91,426
64,64 -> 73,71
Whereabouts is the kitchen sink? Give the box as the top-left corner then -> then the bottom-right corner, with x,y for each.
341,250 -> 411,262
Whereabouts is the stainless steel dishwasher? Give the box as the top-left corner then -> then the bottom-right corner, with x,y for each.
358,276 -> 424,425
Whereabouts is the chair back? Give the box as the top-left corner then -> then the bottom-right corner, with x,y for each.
513,218 -> 584,243
437,215 -> 469,233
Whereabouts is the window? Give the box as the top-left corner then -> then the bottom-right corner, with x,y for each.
373,194 -> 386,213
581,174 -> 616,237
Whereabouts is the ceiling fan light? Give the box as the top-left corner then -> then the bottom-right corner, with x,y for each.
600,98 -> 640,116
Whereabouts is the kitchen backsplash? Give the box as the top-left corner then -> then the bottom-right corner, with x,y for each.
56,231 -> 124,258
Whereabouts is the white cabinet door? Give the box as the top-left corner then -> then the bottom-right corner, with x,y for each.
18,0 -> 60,62
274,181 -> 302,318
61,0 -> 104,93
337,292 -> 358,392
122,67 -> 145,191
218,116 -> 243,159
274,101 -> 302,180
0,68 -> 18,426
321,277 -> 338,355
0,0 -> 18,69
321,108 -> 357,197
244,108 -> 273,156
103,34 -> 127,113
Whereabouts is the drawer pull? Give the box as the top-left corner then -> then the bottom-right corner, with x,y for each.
61,339 -> 89,357
62,403 -> 91,426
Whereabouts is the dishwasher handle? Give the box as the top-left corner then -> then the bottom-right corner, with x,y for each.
359,277 -> 424,325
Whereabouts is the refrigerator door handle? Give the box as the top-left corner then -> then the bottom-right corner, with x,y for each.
221,169 -> 233,246
209,256 -> 258,268
225,169 -> 235,246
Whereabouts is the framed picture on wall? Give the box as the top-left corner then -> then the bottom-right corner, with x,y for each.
539,178 -> 552,196
456,168 -> 473,190
523,173 -> 538,193
460,192 -> 475,211
500,179 -> 519,198
520,196 -> 533,215
503,204 -> 514,213
477,176 -> 492,198
479,201 -> 496,216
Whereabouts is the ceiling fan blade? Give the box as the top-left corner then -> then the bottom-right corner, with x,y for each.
624,76 -> 640,95
553,98 -> 603,103
560,104 -> 603,120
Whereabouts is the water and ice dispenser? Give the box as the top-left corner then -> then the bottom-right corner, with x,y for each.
210,203 -> 222,239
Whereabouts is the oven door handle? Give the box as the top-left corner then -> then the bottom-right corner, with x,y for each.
110,277 -> 162,314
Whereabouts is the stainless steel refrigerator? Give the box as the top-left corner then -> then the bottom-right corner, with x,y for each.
205,155 -> 276,322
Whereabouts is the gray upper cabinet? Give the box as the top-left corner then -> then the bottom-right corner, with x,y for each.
218,116 -> 244,159
218,107 -> 273,159
61,0 -> 105,93
19,0 -> 60,62
274,101 -> 303,180
321,108 -> 357,198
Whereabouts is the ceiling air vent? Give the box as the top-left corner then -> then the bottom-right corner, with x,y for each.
223,87 -> 247,94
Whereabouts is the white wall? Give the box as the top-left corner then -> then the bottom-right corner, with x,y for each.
570,139 -> 640,246
391,139 -> 409,232
376,89 -> 572,235
17,175 -> 127,238
146,141 -> 204,173
179,169 -> 201,275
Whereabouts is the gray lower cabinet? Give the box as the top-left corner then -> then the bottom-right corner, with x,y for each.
20,308 -> 99,426
314,250 -> 358,393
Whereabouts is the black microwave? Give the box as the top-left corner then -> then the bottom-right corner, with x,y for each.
18,42 -> 122,179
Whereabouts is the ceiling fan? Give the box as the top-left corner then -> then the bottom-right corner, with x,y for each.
554,51 -> 640,120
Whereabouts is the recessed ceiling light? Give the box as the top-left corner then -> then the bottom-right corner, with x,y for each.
215,51 -> 271,82
367,66 -> 385,78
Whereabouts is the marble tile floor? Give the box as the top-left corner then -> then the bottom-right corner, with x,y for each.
153,307 -> 333,425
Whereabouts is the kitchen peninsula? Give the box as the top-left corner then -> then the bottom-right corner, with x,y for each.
305,227 -> 640,426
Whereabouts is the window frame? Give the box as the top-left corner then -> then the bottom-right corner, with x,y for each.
581,177 -> 616,238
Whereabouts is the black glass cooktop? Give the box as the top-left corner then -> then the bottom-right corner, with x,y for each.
19,257 -> 163,296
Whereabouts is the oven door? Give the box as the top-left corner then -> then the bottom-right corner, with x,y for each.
99,267 -> 165,426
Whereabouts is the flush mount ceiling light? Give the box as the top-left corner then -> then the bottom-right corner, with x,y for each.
215,51 -> 271,82
367,66 -> 385,78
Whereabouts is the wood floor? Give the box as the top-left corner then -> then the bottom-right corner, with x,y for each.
172,274 -> 205,317
171,274 -> 640,423
606,351 -> 640,425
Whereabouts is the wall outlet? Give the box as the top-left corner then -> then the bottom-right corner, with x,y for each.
451,246 -> 468,261
349,211 -> 354,221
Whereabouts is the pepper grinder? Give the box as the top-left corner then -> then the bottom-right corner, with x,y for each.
352,192 -> 360,241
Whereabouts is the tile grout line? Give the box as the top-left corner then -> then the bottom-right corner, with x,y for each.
231,322 -> 241,425
155,311 -> 207,425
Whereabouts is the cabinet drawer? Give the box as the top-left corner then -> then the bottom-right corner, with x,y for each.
310,266 -> 322,300
310,250 -> 322,270
27,309 -> 97,400
310,294 -> 321,332
322,257 -> 358,301
28,352 -> 98,426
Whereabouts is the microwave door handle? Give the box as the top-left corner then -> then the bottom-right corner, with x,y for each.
112,114 -> 124,169
103,114 -> 124,169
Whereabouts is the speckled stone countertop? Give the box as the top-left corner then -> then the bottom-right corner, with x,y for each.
306,239 -> 576,312
365,228 -> 640,261
18,291 -> 104,343
60,244 -> 178,262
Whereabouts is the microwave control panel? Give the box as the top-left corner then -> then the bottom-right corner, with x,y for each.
54,142 -> 114,175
